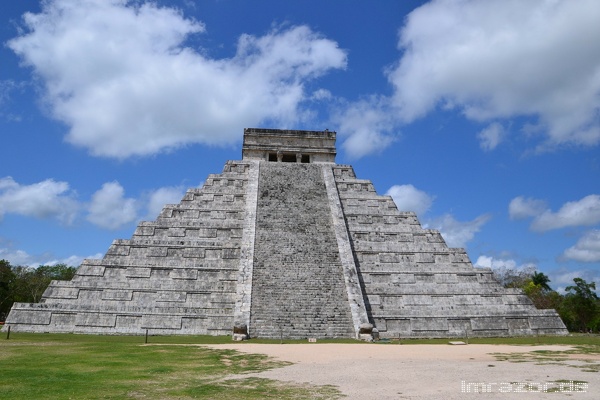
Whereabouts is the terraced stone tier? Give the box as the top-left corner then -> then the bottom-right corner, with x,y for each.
5,161 -> 252,335
332,165 -> 567,338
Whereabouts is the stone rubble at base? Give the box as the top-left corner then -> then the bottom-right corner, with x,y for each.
5,128 -> 568,339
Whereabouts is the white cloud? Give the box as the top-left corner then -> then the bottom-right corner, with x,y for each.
477,122 -> 505,151
311,89 -> 332,101
508,196 -> 547,220
42,253 -> 104,268
509,195 -> 600,261
549,268 -> 600,293
0,176 -> 79,224
475,255 -> 540,287
531,194 -> 600,232
564,230 -> 600,262
0,175 -> 194,230
386,184 -> 433,216
332,96 -> 396,159
427,213 -> 491,248
388,0 -> 600,150
0,244 -> 102,267
9,0 -> 347,159
0,247 -> 35,266
145,186 -> 186,220
87,181 -> 138,230
474,255 -> 537,273
0,80 -> 20,119
475,255 -> 514,270
0,80 -> 13,104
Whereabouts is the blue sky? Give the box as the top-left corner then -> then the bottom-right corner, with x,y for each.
1,0 -> 599,292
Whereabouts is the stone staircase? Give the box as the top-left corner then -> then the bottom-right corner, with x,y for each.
249,162 -> 354,339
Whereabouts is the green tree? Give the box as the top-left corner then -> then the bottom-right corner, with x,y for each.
36,264 -> 77,281
563,278 -> 599,332
0,259 -> 16,321
491,266 -> 563,310
531,271 -> 552,292
0,262 -> 78,321
11,264 -> 77,303
522,281 -> 563,310
491,264 -> 536,289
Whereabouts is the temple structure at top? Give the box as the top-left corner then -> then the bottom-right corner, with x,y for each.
6,128 -> 568,339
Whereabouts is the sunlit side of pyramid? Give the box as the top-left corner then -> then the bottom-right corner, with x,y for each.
6,128 -> 568,339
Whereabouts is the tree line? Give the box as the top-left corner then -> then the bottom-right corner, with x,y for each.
492,265 -> 599,332
1,258 -> 598,332
0,259 -> 77,321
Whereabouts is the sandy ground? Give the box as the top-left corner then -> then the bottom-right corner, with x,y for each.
207,343 -> 600,399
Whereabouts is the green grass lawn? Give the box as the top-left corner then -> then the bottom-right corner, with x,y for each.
0,332 -> 342,399
1,331 -> 598,399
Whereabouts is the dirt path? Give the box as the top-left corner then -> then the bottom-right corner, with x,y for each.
207,343 -> 599,399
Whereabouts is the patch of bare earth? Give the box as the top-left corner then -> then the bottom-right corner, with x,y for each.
205,343 -> 600,399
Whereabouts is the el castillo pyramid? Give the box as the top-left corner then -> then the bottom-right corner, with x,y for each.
6,128 -> 567,339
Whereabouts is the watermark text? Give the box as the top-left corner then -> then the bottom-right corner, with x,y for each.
461,380 -> 588,393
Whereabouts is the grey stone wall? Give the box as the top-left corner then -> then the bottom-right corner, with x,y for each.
332,165 -> 567,338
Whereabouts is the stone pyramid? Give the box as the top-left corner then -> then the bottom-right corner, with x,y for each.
6,128 -> 567,339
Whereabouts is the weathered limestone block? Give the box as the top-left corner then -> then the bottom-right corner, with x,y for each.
102,290 -> 133,301
44,286 -> 80,299
76,313 -> 116,327
106,242 -> 130,256
471,317 -> 508,331
411,318 -> 449,331
76,263 -> 106,277
7,308 -> 51,325
141,315 -> 182,330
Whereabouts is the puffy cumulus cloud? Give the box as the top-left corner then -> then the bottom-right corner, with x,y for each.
508,196 -> 548,220
564,230 -> 600,262
0,244 -> 102,267
509,194 -> 600,232
530,194 -> 600,232
9,0 -> 347,159
0,176 -> 79,224
332,96 -> 397,159
0,247 -> 36,266
475,255 -> 516,270
86,181 -> 138,230
311,89 -> 333,101
388,0 -> 600,150
548,268 -> 600,293
427,213 -> 491,248
144,186 -> 187,220
41,253 -> 104,267
0,175 -> 194,230
477,122 -> 505,151
474,255 -> 539,286
386,184 -> 433,216
474,255 -> 537,274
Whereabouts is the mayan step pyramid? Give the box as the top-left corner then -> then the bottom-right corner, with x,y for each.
6,128 -> 567,339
